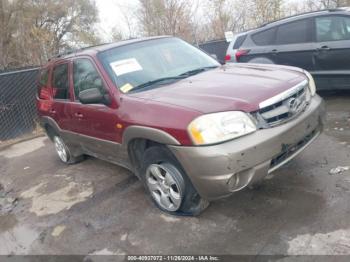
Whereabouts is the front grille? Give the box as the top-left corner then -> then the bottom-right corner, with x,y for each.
270,128 -> 317,170
255,81 -> 310,128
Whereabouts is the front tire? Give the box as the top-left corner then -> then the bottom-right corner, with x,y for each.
140,146 -> 209,216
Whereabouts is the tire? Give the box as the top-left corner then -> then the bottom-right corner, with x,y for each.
53,135 -> 84,164
140,146 -> 209,216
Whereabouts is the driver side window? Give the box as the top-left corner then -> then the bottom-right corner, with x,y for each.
73,58 -> 104,101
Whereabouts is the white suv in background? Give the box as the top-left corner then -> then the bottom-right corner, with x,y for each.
225,32 -> 251,63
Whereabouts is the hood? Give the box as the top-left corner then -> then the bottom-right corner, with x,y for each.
129,63 -> 308,113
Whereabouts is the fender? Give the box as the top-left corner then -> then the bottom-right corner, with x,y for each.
122,126 -> 181,147
40,116 -> 62,139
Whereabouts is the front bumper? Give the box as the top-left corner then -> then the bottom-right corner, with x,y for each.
169,95 -> 325,200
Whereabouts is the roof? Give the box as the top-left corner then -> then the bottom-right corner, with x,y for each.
49,36 -> 172,61
260,7 -> 350,28
93,35 -> 171,52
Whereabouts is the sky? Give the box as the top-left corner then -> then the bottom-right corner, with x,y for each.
95,0 -> 139,42
95,0 -> 307,42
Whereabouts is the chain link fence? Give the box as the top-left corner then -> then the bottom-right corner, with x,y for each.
0,67 -> 41,142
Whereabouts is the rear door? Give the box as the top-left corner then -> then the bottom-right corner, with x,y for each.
243,27 -> 277,63
50,62 -> 73,131
274,18 -> 315,71
313,14 -> 350,89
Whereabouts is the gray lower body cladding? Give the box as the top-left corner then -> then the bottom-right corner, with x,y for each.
168,95 -> 325,200
39,96 -> 324,201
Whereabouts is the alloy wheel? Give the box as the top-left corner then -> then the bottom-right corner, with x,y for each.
146,164 -> 182,211
54,136 -> 68,163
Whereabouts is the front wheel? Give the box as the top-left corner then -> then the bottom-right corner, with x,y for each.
145,163 -> 183,212
140,146 -> 209,216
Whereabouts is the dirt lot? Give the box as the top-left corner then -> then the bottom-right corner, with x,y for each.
0,93 -> 349,258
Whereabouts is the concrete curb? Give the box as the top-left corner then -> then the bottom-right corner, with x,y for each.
0,133 -> 46,151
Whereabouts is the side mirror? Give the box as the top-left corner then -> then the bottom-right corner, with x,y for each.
79,88 -> 106,104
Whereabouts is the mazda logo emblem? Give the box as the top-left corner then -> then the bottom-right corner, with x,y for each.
288,97 -> 302,114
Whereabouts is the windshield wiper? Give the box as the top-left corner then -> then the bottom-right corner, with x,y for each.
179,66 -> 219,77
129,66 -> 219,93
130,76 -> 186,92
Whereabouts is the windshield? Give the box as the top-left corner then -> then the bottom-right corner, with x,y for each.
98,37 -> 220,93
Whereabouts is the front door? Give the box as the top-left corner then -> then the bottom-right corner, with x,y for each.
313,15 -> 350,89
70,57 -> 128,165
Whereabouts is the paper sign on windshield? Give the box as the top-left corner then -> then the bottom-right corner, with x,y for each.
110,58 -> 143,76
120,83 -> 134,93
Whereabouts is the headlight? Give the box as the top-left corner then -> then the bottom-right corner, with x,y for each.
303,70 -> 316,96
188,111 -> 257,145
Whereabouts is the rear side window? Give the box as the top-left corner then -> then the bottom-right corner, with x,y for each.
316,15 -> 350,42
38,69 -> 50,100
52,63 -> 70,100
233,34 -> 247,49
73,59 -> 105,100
38,69 -> 49,86
346,16 -> 350,32
276,19 -> 311,45
251,28 -> 276,46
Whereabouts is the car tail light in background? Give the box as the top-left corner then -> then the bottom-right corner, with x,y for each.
224,54 -> 231,62
235,49 -> 250,62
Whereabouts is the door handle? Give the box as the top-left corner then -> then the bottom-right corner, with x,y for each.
50,109 -> 56,114
75,112 -> 84,118
317,46 -> 331,51
271,49 -> 278,54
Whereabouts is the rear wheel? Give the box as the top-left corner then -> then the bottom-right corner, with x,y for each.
140,146 -> 209,216
248,57 -> 274,64
53,135 -> 84,164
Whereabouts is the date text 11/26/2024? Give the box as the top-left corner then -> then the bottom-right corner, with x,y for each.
127,255 -> 220,261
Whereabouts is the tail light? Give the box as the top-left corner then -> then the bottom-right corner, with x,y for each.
224,54 -> 231,62
235,49 -> 250,62
38,85 -> 51,100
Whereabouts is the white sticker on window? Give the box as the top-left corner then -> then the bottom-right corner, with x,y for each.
110,58 -> 143,76
120,83 -> 134,93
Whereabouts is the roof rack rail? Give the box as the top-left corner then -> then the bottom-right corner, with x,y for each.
328,7 -> 350,11
48,42 -> 111,61
259,8 -> 346,28
49,49 -> 75,60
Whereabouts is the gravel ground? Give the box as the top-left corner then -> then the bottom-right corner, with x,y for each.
0,93 -> 349,260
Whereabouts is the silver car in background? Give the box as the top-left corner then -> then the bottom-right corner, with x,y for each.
225,32 -> 251,63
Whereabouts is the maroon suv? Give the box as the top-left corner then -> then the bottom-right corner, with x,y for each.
37,36 -> 325,216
